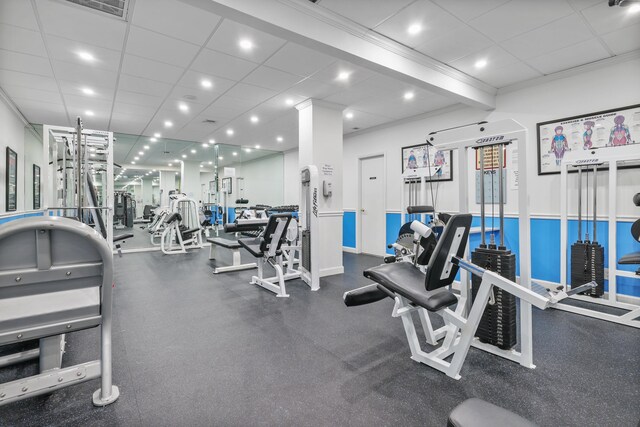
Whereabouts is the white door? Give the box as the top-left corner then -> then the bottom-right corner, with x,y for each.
360,155 -> 385,256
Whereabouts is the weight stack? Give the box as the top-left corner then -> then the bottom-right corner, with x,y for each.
301,230 -> 311,271
570,241 -> 604,297
471,246 -> 517,350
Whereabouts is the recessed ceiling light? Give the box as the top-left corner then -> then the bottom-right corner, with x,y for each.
134,156 -> 140,160
178,103 -> 189,112
90,153 -> 96,157
85,110 -> 94,116
244,148 -> 252,153
404,91 -> 415,100
123,168 -> 127,171
285,99 -> 294,106
131,161 -> 136,164
232,152 -> 238,156
226,129 -> 234,136
201,79 -> 213,89
474,59 -> 488,69
218,156 -> 224,160
200,164 -> 203,168
191,149 -> 196,154
152,169 -> 156,172
276,136 -> 283,142
250,115 -> 259,123
143,145 -> 150,149
407,23 -> 422,35
345,112 -> 354,119
182,154 -> 187,158
202,143 -> 209,148
138,151 -> 144,155
77,51 -> 95,62
255,144 -> 260,149
239,39 -> 253,50
209,139 -> 216,144
208,161 -> 213,165
174,159 -> 179,162
82,87 -> 94,95
168,163 -> 173,166
164,120 -> 173,128
153,132 -> 161,138
175,172 -> 179,175
150,137 -> 157,142
337,71 -> 350,81
89,147 -> 96,152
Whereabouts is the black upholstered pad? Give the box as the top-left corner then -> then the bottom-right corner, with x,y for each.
238,237 -> 263,258
207,237 -> 242,249
619,251 -> 640,265
448,398 -> 536,427
364,262 -> 457,312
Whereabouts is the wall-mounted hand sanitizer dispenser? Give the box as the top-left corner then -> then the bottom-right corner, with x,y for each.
323,180 -> 332,197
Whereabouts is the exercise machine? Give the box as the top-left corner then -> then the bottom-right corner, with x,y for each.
618,192 -> 640,273
160,211 -> 202,255
299,165 -> 320,291
113,191 -> 134,229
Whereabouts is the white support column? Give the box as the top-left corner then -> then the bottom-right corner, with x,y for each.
159,170 -> 176,208
181,161 -> 201,202
141,177 -> 153,208
296,98 -> 345,277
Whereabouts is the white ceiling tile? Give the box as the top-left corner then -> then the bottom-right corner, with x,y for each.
264,43 -> 335,78
478,61 -> 542,87
600,22 -> 640,55
0,0 -> 38,30
241,66 -> 303,92
290,78 -> 340,99
431,0 -> 511,22
322,82 -> 379,106
191,49 -> 258,80
131,0 -> 220,45
373,1 -> 465,49
58,80 -> 114,101
120,54 -> 185,84
449,45 -> 520,77
207,19 -> 287,63
2,84 -> 62,104
36,0 -> 127,51
115,90 -> 164,108
415,25 -> 494,64
0,23 -> 46,57
317,0 -> 413,28
112,101 -> 157,118
126,26 -> 200,67
118,74 -> 173,98
526,38 -> 610,74
501,14 -> 594,60
17,104 -> 68,125
199,100 -> 244,122
566,0 -> 601,10
0,69 -> 58,91
0,49 -> 53,76
176,70 -> 235,96
468,0 -> 575,42
12,97 -> 64,115
343,109 -> 391,132
581,1 -> 640,35
51,60 -> 118,89
45,35 -> 121,71
224,83 -> 278,104
308,61 -> 374,86
63,94 -> 113,116
166,84 -> 223,107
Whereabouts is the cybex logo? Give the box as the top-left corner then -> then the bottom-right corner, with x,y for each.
475,135 -> 504,143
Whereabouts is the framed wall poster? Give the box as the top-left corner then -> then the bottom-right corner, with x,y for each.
33,164 -> 41,210
5,147 -> 17,211
401,143 -> 453,182
536,104 -> 640,175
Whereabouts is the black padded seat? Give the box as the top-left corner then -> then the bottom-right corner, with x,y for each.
238,237 -> 265,258
448,398 -> 536,427
364,262 -> 457,312
207,237 -> 242,249
619,251 -> 640,265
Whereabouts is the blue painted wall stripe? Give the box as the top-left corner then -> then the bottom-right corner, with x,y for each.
0,212 -> 44,225
343,211 -> 356,248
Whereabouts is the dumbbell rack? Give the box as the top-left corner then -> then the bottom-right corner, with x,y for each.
558,144 -> 640,328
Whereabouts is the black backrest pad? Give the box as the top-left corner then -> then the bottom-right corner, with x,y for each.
165,212 -> 182,224
424,213 -> 472,291
260,213 -> 292,252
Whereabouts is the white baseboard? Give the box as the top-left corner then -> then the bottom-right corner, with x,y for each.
342,246 -> 358,254
320,266 -> 344,277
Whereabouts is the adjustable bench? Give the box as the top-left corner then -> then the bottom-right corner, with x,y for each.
207,237 -> 257,274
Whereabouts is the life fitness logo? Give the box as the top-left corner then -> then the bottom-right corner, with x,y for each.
312,188 -> 318,217
475,135 -> 505,144
574,158 -> 599,165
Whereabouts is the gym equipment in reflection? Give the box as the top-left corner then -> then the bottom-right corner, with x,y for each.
344,214 -> 594,379
557,144 -> 640,328
160,194 -> 203,254
618,192 -> 640,274
471,142 -> 517,350
113,191 -> 135,229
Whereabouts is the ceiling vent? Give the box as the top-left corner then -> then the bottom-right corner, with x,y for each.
65,0 -> 129,19
202,119 -> 217,124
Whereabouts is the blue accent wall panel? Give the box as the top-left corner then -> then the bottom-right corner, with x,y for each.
386,213 -> 402,255
227,208 -> 235,223
343,211 -> 356,248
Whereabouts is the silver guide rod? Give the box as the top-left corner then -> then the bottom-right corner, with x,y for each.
578,167 -> 582,241
498,144 -> 504,247
454,256 -> 485,278
480,146 -> 485,246
593,164 -> 597,242
76,117 -> 83,220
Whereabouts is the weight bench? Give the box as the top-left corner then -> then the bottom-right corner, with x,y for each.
207,237 -> 257,274
344,214 -> 595,380
0,216 -> 119,407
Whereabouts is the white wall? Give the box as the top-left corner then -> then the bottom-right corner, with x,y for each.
283,149 -> 299,205
0,96 -> 29,213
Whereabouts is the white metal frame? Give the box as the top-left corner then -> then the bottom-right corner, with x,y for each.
299,165 -> 320,291
558,144 -> 640,328
429,119 -> 535,369
208,239 -> 257,274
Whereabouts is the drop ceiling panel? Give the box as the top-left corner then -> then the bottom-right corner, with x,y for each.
468,0 -> 575,42
191,49 -> 258,80
51,60 -> 118,90
343,109 -> 391,132
166,84 -> 224,107
449,45 -> 520,77
118,74 -> 173,98
18,105 -> 68,125
224,83 -> 278,104
63,94 -> 113,114
432,0 -> 511,23
114,90 -> 164,108
36,0 -> 127,51
0,23 -> 46,57
200,101 -> 244,122
263,43 -> 335,78
126,26 -> 200,67
501,14 -> 594,60
308,61 -> 374,86
120,54 -> 185,84
58,79 -> 114,101
112,101 -> 157,118
567,0 -> 601,10
290,78 -> 340,99
317,0 -> 413,28
13,97 -> 64,113
0,0 -> 38,31
0,49 -> 53,76
2,84 -> 62,104
131,0 -> 220,45
45,35 -> 121,71
242,66 -> 303,92
373,1 -> 465,49
415,25 -> 494,64
207,19 -> 287,63
478,61 -> 542,88
176,70 -> 235,94
0,69 -> 59,92
581,2 -> 640,35
526,38 -> 611,75
600,22 -> 640,55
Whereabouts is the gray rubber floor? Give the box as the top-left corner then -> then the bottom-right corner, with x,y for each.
1,249 -> 639,426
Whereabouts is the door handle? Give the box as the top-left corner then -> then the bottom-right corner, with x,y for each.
361,209 -> 365,213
